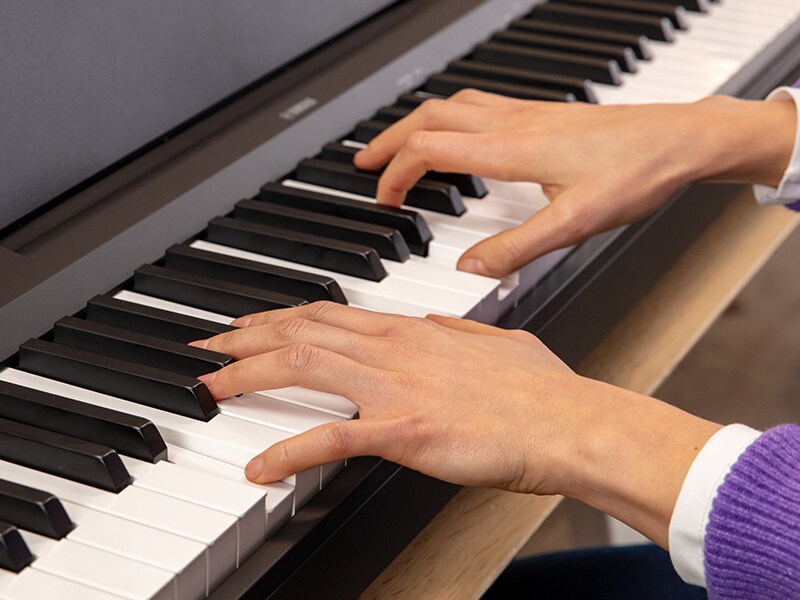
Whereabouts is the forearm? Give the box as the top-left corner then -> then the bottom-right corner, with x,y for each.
551,380 -> 721,549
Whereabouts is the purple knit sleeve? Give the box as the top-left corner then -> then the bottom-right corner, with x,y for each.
704,424 -> 800,599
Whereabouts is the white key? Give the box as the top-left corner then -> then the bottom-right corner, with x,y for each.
114,291 -> 234,324
0,369 -> 321,509
62,500 -> 207,600
166,444 -> 294,536
259,387 -> 358,419
190,240 -> 478,320
120,457 -> 267,565
0,569 -> 124,600
0,455 -> 236,593
221,392 -> 343,434
20,530 -> 174,600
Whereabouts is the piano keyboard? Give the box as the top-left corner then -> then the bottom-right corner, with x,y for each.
0,1 -> 797,598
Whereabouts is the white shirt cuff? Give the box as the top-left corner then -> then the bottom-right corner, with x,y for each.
668,424 -> 761,587
753,86 -> 800,206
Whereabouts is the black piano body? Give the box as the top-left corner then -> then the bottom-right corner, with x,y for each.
1,1 -> 800,598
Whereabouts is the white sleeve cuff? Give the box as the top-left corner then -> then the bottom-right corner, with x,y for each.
753,87 -> 800,206
668,424 -> 761,587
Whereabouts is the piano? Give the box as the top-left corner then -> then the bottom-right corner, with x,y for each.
0,0 -> 799,598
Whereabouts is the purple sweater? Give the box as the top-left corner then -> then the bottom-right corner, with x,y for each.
705,425 -> 800,598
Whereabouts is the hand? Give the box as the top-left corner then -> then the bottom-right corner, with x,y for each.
193,302 -> 721,547
354,90 -> 796,278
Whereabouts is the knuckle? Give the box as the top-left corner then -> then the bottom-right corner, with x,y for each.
275,317 -> 308,342
405,130 -> 430,156
418,98 -> 445,120
283,343 -> 321,372
324,424 -> 354,457
450,88 -> 481,103
497,231 -> 527,264
306,300 -> 337,322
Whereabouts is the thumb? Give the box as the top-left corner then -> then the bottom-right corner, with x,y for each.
457,189 -> 602,278
244,420 -> 386,484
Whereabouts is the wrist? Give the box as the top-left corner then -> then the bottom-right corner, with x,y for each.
555,379 -> 721,547
684,95 -> 797,188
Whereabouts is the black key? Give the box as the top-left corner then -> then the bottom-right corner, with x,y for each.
491,30 -> 637,73
638,0 -> 708,11
555,0 -> 689,29
235,199 -> 410,262
471,42 -> 622,86
446,59 -> 597,103
0,521 -> 33,572
19,338 -> 219,422
258,182 -> 433,256
165,244 -> 347,304
373,106 -> 413,123
425,71 -> 580,101
530,3 -> 675,42
0,479 -> 73,540
396,93 -> 437,108
0,380 -> 167,463
0,416 -> 131,493
296,158 -> 466,216
53,316 -> 232,379
510,19 -> 652,60
86,295 -> 234,345
320,143 -> 488,198
207,217 -> 387,282
134,264 -> 306,318
353,120 -> 389,144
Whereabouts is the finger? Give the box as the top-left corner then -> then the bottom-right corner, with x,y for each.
195,319 -> 386,364
198,343 -> 388,401
354,99 -> 502,171
447,88 -> 536,108
375,131 -> 519,206
230,301 -> 406,336
456,188 -> 608,278
244,420 -> 390,484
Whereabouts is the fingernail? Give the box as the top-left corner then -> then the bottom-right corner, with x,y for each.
245,456 -> 263,480
188,338 -> 209,349
458,258 -> 490,276
231,316 -> 252,328
198,372 -> 217,387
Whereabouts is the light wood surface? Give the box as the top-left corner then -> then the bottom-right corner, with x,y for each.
361,190 -> 799,600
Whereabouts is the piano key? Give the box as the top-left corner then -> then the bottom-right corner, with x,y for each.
19,530 -> 174,600
0,370 -> 321,508
0,380 -> 167,464
191,240 -> 481,320
53,316 -> 232,379
490,30 -> 638,73
471,42 -> 622,86
19,338 -> 219,422
424,72 -> 580,102
259,181 -> 433,256
530,3 -> 676,42
207,217 -> 388,282
165,444 -> 294,536
445,59 -> 598,102
295,158 -> 466,216
0,451 -> 238,591
0,416 -> 131,493
0,568 -> 124,600
0,479 -> 73,540
0,523 -> 32,574
120,457 -> 267,565
114,290 -> 234,325
637,0 -> 707,11
555,0 -> 689,30
509,19 -> 653,60
165,243 -> 348,304
87,294 -> 234,345
135,264 -> 307,317
353,119 -> 390,144
395,92 -> 434,109
372,105 -> 412,123
258,387 -> 358,420
235,198 -> 410,262
219,392 -> 343,435
62,500 -> 207,600
324,141 -> 489,199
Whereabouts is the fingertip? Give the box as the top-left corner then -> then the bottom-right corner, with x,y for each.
457,256 -> 491,277
198,371 -> 218,395
188,338 -> 209,349
231,315 -> 253,327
